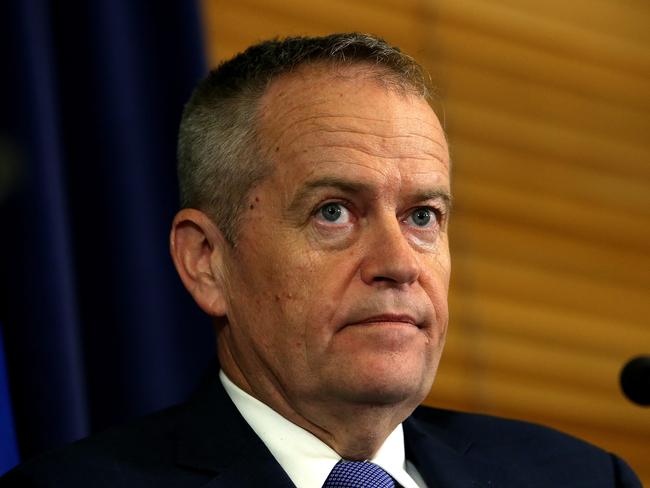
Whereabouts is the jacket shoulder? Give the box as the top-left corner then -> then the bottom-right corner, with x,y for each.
411,404 -> 592,446
0,404 -> 207,488
408,405 -> 641,487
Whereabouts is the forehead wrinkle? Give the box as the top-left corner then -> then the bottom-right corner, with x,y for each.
269,121 -> 448,168
408,169 -> 450,176
308,143 -> 447,165
261,87 -> 440,130
301,159 -> 395,186
262,110 -> 444,156
404,131 -> 447,151
293,127 -> 447,153
286,158 -> 449,177
278,126 -> 445,157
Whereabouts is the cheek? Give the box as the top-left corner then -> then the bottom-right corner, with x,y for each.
432,236 -> 451,284
234,242 -> 321,328
438,253 -> 452,288
290,252 -> 360,348
422,250 -> 451,313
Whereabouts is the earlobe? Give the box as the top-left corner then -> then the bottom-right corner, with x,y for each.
170,209 -> 228,317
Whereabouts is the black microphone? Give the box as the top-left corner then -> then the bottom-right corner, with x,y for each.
620,355 -> 650,406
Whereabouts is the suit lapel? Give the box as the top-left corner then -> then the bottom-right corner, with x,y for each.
404,413 -> 481,488
196,453 -> 296,488
404,410 -> 530,488
174,363 -> 295,487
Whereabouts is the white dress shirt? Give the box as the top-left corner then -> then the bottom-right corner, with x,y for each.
220,370 -> 428,488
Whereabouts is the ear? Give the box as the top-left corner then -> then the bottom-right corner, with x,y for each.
170,208 -> 228,317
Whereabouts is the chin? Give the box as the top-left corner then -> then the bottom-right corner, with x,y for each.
335,356 -> 435,407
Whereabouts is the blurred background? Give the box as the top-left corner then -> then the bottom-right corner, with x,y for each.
1,0 -> 648,483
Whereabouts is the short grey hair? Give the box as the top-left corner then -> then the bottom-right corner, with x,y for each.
177,32 -> 431,243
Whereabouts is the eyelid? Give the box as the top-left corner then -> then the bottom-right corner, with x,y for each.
424,202 -> 448,221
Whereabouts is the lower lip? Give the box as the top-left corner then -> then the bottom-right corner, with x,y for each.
347,320 -> 418,328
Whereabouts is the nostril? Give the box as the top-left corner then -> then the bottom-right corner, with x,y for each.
373,275 -> 395,283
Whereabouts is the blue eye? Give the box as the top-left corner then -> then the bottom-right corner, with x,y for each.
408,207 -> 435,227
320,203 -> 343,222
316,202 -> 353,225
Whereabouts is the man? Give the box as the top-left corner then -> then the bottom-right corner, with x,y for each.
1,33 -> 641,487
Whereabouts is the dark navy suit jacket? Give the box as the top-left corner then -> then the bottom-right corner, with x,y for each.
1,366 -> 641,487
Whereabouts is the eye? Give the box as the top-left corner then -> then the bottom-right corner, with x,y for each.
316,202 -> 351,224
406,207 -> 437,228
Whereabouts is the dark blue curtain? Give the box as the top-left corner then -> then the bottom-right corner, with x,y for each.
0,0 -> 214,469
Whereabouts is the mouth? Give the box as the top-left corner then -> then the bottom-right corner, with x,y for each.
347,314 -> 419,328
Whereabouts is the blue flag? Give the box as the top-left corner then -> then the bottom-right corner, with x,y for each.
0,324 -> 19,474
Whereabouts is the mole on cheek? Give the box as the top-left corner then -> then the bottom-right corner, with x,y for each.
249,196 -> 261,210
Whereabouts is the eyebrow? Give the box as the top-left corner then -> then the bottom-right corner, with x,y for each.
287,176 -> 453,213
287,177 -> 367,213
414,188 -> 453,211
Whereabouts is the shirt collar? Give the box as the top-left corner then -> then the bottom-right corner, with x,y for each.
220,370 -> 420,488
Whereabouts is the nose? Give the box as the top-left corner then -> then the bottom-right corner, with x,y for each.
359,216 -> 420,286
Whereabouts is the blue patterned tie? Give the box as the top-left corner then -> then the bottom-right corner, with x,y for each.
323,460 -> 397,488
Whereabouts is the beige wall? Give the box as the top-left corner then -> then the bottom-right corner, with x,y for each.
200,0 -> 650,482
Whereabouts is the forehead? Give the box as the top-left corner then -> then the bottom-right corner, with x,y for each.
256,65 -> 450,189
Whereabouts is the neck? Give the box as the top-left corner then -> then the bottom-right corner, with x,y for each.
218,336 -> 419,460
298,402 -> 410,460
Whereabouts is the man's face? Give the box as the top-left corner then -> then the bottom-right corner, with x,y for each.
219,66 -> 451,419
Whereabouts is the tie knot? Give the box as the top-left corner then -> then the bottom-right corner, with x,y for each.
323,460 -> 397,488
